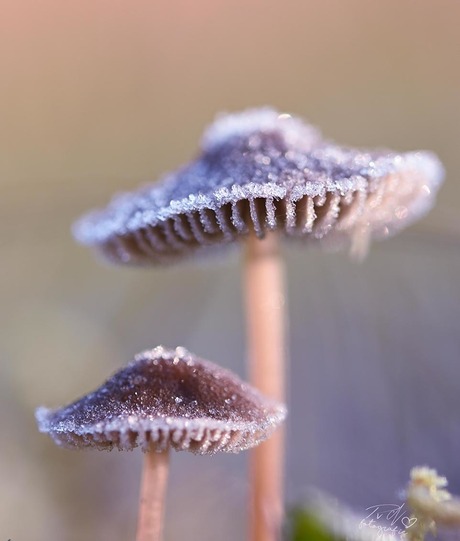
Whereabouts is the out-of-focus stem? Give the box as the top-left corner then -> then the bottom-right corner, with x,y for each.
244,232 -> 286,541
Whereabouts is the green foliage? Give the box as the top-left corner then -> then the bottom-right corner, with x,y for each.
286,507 -> 345,541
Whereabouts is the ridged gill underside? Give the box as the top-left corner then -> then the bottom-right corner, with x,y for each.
73,108 -> 444,265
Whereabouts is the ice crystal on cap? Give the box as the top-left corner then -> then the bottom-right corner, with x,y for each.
201,107 -> 320,154
36,346 -> 286,454
74,108 -> 444,264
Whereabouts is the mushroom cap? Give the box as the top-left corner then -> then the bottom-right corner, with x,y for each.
35,346 -> 286,454
74,108 -> 444,265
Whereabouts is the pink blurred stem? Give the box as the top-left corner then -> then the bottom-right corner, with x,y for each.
244,232 -> 286,541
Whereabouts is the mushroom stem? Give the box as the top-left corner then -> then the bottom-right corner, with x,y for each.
136,449 -> 170,541
244,231 -> 286,541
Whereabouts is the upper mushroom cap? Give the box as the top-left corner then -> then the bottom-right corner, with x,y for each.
73,108 -> 444,265
35,346 -> 286,454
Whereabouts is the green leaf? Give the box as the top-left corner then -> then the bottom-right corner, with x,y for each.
286,507 -> 345,541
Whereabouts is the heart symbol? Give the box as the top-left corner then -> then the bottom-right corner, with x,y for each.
402,517 -> 417,529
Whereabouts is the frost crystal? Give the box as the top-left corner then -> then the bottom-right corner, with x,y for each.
36,346 -> 286,454
73,108 -> 444,264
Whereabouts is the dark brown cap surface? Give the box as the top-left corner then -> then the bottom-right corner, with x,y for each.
73,108 -> 444,265
36,346 -> 286,454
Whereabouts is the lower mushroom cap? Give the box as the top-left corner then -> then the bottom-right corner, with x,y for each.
36,346 -> 286,454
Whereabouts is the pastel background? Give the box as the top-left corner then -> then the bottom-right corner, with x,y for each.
1,1 -> 459,540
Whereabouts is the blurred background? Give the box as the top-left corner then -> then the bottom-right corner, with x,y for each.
1,1 -> 460,539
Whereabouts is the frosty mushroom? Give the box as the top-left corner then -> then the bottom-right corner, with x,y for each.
73,108 -> 444,541
74,108 -> 443,265
36,346 -> 286,541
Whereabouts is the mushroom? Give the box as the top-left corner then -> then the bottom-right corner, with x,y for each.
73,108 -> 444,541
36,346 -> 286,541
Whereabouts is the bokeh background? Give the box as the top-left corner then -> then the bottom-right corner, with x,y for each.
1,1 -> 460,540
